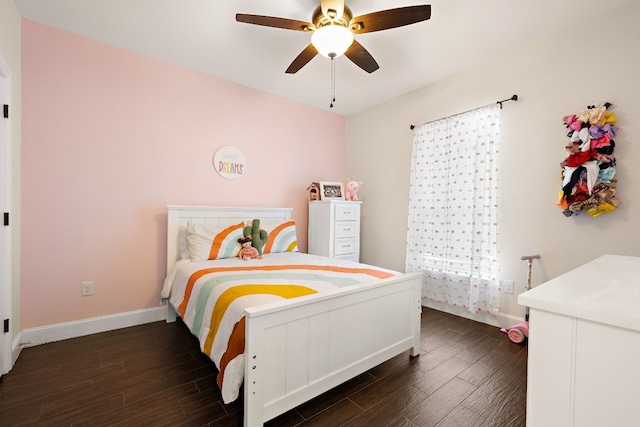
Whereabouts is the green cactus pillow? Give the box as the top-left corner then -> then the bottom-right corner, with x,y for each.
243,219 -> 268,255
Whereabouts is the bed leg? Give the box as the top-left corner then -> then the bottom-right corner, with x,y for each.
244,315 -> 265,427
166,303 -> 177,323
410,296 -> 422,358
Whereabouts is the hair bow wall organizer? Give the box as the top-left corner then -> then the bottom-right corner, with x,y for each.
558,101 -> 621,217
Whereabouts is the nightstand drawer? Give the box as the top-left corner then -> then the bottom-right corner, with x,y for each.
334,238 -> 357,255
335,222 -> 357,238
333,253 -> 359,262
335,205 -> 358,221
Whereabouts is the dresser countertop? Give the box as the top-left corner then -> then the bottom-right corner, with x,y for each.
518,254 -> 640,332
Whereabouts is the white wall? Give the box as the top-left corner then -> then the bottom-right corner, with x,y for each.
346,1 -> 640,324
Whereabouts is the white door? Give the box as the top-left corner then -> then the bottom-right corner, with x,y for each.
0,54 -> 12,376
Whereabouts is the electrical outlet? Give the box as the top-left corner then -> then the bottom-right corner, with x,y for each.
503,280 -> 514,294
81,281 -> 94,296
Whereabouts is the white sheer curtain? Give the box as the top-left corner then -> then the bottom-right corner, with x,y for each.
406,104 -> 501,317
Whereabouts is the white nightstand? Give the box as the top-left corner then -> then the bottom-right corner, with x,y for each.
308,200 -> 361,262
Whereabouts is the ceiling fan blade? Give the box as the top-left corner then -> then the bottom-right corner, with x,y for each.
236,14 -> 314,31
320,0 -> 345,20
349,5 -> 431,34
344,40 -> 379,73
285,44 -> 319,74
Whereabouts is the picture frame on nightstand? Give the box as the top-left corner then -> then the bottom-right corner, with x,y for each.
319,181 -> 345,200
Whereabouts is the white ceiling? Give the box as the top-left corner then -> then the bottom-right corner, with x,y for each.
14,0 -> 633,116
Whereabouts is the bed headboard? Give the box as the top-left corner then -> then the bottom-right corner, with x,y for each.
166,205 -> 293,272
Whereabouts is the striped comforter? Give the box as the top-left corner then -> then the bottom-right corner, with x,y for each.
165,252 -> 399,403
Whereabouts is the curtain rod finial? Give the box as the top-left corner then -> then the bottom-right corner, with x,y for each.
497,94 -> 519,108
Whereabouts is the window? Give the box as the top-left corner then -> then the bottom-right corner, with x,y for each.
406,104 -> 501,316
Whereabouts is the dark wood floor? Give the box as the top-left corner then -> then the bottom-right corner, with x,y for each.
0,308 -> 527,426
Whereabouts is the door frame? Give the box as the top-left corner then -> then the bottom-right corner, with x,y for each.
0,53 -> 13,375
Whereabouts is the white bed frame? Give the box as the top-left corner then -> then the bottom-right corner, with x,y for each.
165,205 -> 423,426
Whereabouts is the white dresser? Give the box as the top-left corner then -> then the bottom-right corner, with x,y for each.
518,254 -> 640,427
308,200 -> 361,262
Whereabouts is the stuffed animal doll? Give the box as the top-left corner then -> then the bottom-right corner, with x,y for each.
238,236 -> 262,260
243,219 -> 268,255
345,180 -> 362,201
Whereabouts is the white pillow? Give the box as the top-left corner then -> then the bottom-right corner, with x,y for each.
187,222 -> 245,261
178,226 -> 190,259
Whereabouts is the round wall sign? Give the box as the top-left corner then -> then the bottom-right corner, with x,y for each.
213,146 -> 246,180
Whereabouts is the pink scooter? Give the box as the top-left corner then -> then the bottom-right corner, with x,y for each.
500,254 -> 540,344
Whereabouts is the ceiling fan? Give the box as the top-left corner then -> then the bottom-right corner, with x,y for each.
236,1 -> 431,74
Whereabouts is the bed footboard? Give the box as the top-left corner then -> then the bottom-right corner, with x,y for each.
243,272 -> 423,426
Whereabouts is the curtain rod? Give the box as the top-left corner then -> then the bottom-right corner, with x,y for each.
409,94 -> 518,130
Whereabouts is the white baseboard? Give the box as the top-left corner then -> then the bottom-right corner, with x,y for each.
19,306 -> 166,348
422,300 -> 525,329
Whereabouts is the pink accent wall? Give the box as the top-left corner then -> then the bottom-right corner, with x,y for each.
21,20 -> 345,329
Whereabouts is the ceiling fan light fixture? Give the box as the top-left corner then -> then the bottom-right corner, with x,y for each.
311,25 -> 354,58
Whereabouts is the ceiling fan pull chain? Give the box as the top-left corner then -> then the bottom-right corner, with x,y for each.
330,55 -> 336,108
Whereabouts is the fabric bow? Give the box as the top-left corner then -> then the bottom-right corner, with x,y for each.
577,108 -> 592,123
602,111 -> 618,126
562,114 -> 576,126
588,106 -> 607,125
569,120 -> 584,131
589,123 -> 617,139
590,134 -> 611,150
